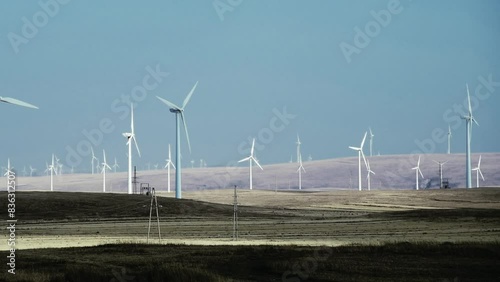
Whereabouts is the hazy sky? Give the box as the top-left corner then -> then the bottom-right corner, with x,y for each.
1,0 -> 499,173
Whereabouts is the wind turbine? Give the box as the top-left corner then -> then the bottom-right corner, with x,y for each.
472,155 -> 484,188
238,138 -> 263,190
369,127 -> 375,157
0,96 -> 38,109
412,156 -> 424,190
156,81 -> 198,199
91,147 -> 99,175
101,150 -> 111,192
29,165 -> 36,177
48,154 -> 56,191
296,134 -> 301,164
164,144 -> 175,193
297,153 -> 306,190
462,83 -> 479,188
433,160 -> 449,189
447,125 -> 452,154
112,158 -> 119,173
122,104 -> 141,194
349,132 -> 368,191
366,159 -> 375,191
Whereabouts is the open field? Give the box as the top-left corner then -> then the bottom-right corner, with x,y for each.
1,188 -> 500,280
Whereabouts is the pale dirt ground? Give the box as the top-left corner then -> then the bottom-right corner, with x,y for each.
3,189 -> 500,250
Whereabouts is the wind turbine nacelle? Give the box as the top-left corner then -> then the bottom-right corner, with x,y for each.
169,108 -> 180,113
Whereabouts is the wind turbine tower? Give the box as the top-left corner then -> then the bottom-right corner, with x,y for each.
122,104 -> 141,194
101,150 -> 111,192
297,153 -> 306,190
238,138 -> 263,190
462,84 -> 479,188
412,156 -> 424,190
349,132 -> 368,191
156,81 -> 198,199
472,155 -> 484,188
164,144 -> 176,193
433,160 -> 448,189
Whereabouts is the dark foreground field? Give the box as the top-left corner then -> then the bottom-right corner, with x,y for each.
2,242 -> 500,282
1,189 -> 500,281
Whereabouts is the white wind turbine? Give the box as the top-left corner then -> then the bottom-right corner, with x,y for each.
472,155 -> 484,188
48,154 -> 56,191
238,138 -> 263,190
122,104 -> 141,194
164,144 -> 176,193
91,147 -> 99,175
462,84 -> 479,189
366,159 -> 375,191
349,132 -> 368,191
297,153 -> 306,190
296,134 -> 301,164
29,165 -> 36,177
447,125 -> 452,155
156,81 -> 198,199
412,156 -> 424,190
433,160 -> 449,189
369,127 -> 375,157
112,157 -> 119,173
0,96 -> 38,109
101,150 -> 111,192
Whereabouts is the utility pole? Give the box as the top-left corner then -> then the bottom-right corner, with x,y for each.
147,188 -> 161,243
233,185 -> 238,241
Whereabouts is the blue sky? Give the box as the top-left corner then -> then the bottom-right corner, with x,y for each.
1,0 -> 499,173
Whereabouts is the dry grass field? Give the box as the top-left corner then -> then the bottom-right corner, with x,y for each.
1,188 -> 499,281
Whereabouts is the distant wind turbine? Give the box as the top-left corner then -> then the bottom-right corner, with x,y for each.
472,155 -> 484,188
156,81 -> 198,199
0,96 -> 38,109
164,144 -> 176,193
101,150 -> 111,192
462,84 -> 479,189
433,160 -> 448,189
297,153 -> 306,190
369,127 -> 375,157
112,157 -> 119,173
296,135 -> 305,190
91,147 -> 98,175
366,159 -> 375,191
238,138 -> 263,190
29,165 -> 36,177
349,132 -> 368,191
122,104 -> 141,194
48,154 -> 56,191
412,156 -> 424,190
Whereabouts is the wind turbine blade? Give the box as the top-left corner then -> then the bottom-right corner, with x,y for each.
103,150 -> 107,164
0,97 -> 39,109
238,157 -> 251,163
349,146 -> 360,151
156,96 -> 181,110
479,169 -> 485,181
180,112 -> 191,153
130,104 -> 135,135
360,132 -> 367,148
417,156 -> 421,167
182,81 -> 198,109
251,138 -> 256,156
419,169 -> 424,179
252,157 -> 264,170
361,150 -> 368,169
132,136 -> 141,157
478,155 -> 482,167
466,83 -> 472,115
